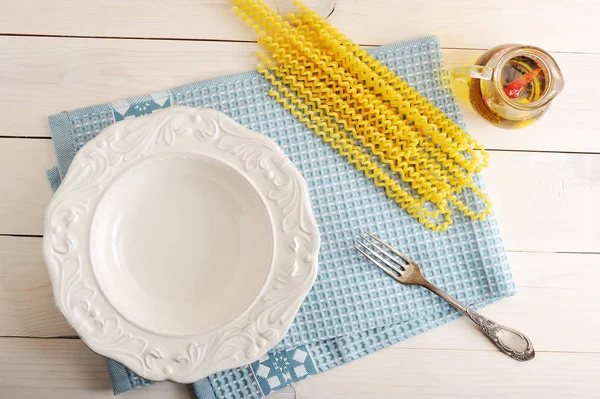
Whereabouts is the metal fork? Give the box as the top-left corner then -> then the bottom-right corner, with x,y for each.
354,232 -> 535,361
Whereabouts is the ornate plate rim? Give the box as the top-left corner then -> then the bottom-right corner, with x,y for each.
42,107 -> 320,383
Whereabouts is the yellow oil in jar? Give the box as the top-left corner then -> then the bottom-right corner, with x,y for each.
469,52 -> 549,129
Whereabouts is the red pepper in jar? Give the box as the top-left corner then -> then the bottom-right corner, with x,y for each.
503,67 -> 542,99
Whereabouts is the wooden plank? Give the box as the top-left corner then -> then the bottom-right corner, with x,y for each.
0,139 -> 55,236
0,38 -> 261,139
0,386 -> 196,399
397,252 -> 600,354
293,348 -> 600,399
0,0 -> 597,53
1,37 -> 598,153
1,138 -> 598,251
2,235 -> 599,354
0,236 -> 74,337
0,337 -> 597,399
0,337 -> 293,398
481,150 -> 600,253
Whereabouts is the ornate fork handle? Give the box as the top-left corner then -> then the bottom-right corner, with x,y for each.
423,281 -> 535,361
354,232 -> 535,362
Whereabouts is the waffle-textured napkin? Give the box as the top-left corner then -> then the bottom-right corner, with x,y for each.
46,37 -> 515,398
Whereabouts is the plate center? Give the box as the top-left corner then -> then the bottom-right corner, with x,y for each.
91,154 -> 274,336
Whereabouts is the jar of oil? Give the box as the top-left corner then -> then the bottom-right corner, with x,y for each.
462,45 -> 564,129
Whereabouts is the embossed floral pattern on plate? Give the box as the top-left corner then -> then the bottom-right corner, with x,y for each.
43,107 -> 320,383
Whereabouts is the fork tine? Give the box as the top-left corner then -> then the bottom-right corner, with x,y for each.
355,240 -> 404,275
353,245 -> 398,280
365,231 -> 412,263
359,234 -> 406,269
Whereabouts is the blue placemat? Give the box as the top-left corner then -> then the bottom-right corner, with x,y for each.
46,36 -> 515,398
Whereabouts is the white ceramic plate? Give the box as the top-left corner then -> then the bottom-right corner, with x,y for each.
43,107 -> 320,383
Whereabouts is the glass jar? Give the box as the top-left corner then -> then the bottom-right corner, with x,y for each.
453,44 -> 564,129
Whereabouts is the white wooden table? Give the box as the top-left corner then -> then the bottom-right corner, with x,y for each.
1,1 -> 599,398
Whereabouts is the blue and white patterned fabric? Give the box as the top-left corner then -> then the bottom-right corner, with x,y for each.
46,37 -> 516,398
250,345 -> 318,396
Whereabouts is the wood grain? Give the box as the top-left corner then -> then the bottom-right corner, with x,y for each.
0,138 -> 55,236
0,337 -> 597,399
394,252 -> 600,354
481,150 -> 600,253
0,236 -> 74,337
2,235 -> 599,353
0,337 -> 294,398
293,348 -> 600,399
0,0 -> 597,53
0,38 -> 261,139
1,37 -> 599,154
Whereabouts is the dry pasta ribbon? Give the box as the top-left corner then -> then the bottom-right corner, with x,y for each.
233,0 -> 492,231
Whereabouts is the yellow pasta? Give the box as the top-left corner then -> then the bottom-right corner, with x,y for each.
233,0 -> 492,231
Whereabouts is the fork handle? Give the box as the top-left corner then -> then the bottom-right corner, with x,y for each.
422,280 -> 535,361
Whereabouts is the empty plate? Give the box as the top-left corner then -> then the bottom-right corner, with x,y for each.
43,107 -> 320,382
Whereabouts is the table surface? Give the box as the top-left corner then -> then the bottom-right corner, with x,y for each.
1,1 -> 599,398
